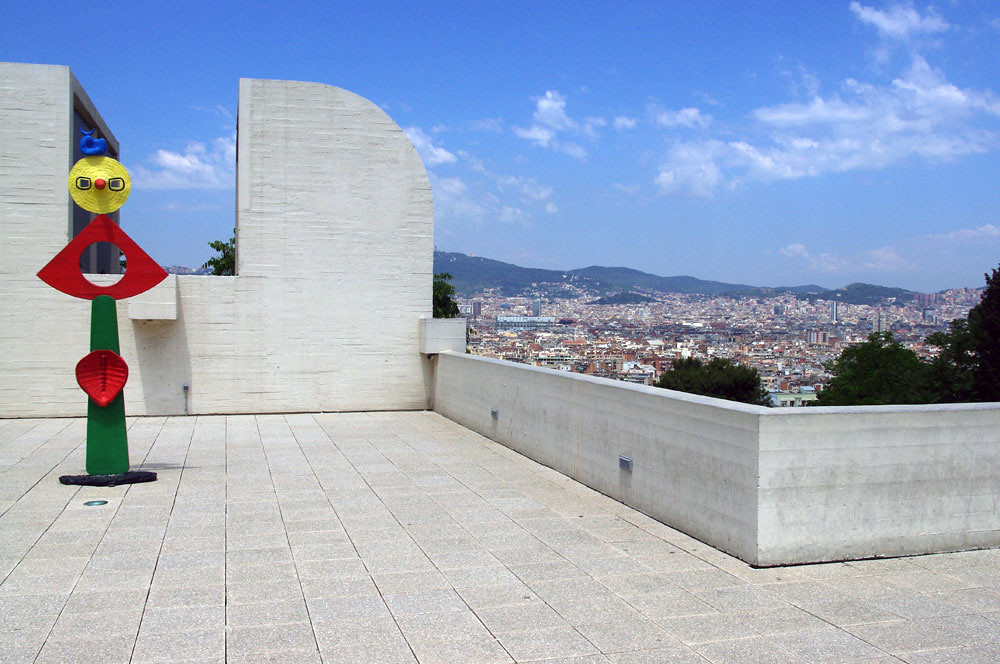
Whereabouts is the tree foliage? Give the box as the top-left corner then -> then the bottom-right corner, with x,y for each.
202,230 -> 235,276
925,319 -> 977,403
433,272 -> 460,318
816,263 -> 1000,406
968,265 -> 1000,401
655,357 -> 770,406
817,332 -> 933,406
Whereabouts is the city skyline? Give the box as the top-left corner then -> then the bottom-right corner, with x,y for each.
3,1 -> 999,291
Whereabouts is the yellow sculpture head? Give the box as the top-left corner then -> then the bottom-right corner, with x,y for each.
68,156 -> 131,214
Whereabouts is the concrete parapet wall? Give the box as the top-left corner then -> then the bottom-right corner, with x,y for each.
432,352 -> 1000,565
758,405 -> 1000,565
432,352 -> 761,563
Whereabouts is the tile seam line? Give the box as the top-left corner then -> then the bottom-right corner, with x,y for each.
307,412 -> 432,663
31,416 -> 164,663
0,418 -> 78,520
252,413 -> 334,662
0,418 -> 71,491
128,415 -> 192,664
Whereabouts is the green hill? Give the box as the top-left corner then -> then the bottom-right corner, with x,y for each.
586,292 -> 659,305
433,251 -> 917,304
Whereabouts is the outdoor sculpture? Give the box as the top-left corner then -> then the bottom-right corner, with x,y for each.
39,129 -> 167,486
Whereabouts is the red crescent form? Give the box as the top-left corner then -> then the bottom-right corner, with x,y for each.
37,215 -> 168,300
76,350 -> 129,407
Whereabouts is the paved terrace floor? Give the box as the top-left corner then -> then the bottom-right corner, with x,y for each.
1,412 -> 999,664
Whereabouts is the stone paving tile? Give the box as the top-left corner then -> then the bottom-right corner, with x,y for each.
575,618 -> 680,654
845,619 -> 965,654
384,588 -> 471,616
627,590 -> 719,621
494,625 -> 600,661
227,599 -> 311,627
474,600 -> 570,634
900,646 -> 999,663
226,622 -> 318,658
457,582 -> 542,610
731,605 -> 832,636
34,632 -> 136,664
771,626 -> 890,663
2,411 -> 1000,664
0,626 -> 49,664
406,635 -> 513,664
48,607 -> 144,638
132,627 -> 226,663
657,613 -> 759,645
607,646 -> 708,663
693,636 -> 807,663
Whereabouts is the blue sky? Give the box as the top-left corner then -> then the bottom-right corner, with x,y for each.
4,1 -> 999,292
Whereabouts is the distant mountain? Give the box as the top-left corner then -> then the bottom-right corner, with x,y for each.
804,282 -> 915,306
725,284 -> 831,298
164,265 -> 212,275
586,292 -> 659,305
433,251 -> 918,303
572,265 -> 755,296
434,251 -> 757,297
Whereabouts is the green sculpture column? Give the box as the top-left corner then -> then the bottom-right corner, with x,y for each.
85,295 -> 129,475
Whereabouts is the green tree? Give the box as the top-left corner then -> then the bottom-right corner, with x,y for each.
202,229 -> 235,276
925,319 -> 977,403
433,272 -> 460,318
968,265 -> 1000,401
655,357 -> 771,406
816,332 -> 932,406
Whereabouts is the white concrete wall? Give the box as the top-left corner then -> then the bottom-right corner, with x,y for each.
758,405 -> 1000,565
432,352 -> 1000,565
1,65 -> 434,416
0,64 -> 109,416
432,352 -> 761,563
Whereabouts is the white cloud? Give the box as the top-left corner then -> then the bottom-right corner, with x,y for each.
429,173 -> 487,223
497,175 -> 553,202
468,118 -> 504,133
655,141 -> 723,197
613,183 -> 641,195
849,2 -> 949,41
559,142 -> 588,160
925,224 -> 1000,241
429,151 -> 558,227
404,126 -> 457,166
652,106 -> 711,129
861,246 -> 912,271
777,243 -> 912,273
655,53 -> 1000,196
498,205 -> 530,225
533,90 -> 575,130
613,116 -> 637,130
512,124 -> 556,147
778,243 -> 810,259
753,96 -> 871,127
512,90 -> 603,160
131,133 -> 235,189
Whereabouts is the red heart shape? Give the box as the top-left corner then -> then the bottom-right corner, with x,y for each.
76,350 -> 129,407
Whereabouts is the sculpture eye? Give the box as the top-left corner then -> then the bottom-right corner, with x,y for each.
76,177 -> 92,190
108,178 -> 125,191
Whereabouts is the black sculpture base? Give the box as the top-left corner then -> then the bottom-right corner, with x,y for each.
59,471 -> 157,487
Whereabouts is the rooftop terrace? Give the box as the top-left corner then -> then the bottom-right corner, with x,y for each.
3,412 -> 1000,663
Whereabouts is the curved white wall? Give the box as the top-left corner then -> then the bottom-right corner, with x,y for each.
1,66 -> 434,416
